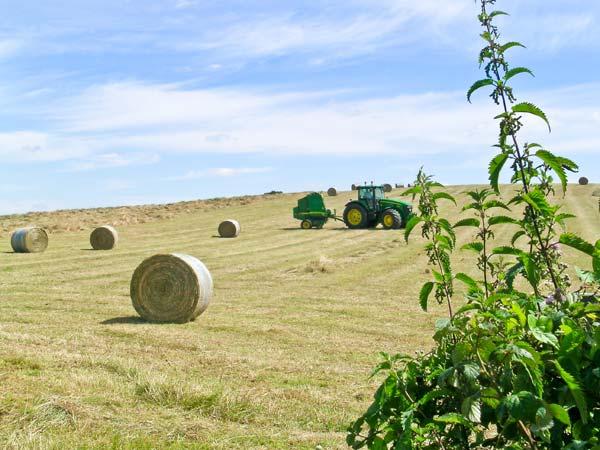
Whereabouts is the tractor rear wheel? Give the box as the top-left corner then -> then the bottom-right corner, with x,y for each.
301,219 -> 313,229
343,203 -> 369,229
381,209 -> 402,229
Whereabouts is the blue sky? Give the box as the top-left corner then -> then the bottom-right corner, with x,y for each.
0,0 -> 598,214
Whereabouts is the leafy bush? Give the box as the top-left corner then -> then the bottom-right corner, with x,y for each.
347,1 -> 600,448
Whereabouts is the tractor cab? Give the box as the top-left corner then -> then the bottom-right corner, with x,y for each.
343,184 -> 413,229
357,185 -> 385,212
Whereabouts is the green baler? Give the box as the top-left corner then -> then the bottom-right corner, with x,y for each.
292,192 -> 341,229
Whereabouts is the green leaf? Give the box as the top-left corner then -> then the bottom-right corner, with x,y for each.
522,189 -> 553,215
504,66 -> 534,82
467,78 -> 495,103
404,216 -> 422,243
530,327 -> 559,349
519,254 -> 541,288
488,215 -> 519,226
461,396 -> 482,423
482,199 -> 510,211
438,218 -> 456,246
453,218 -> 481,228
500,41 -> 526,53
536,149 -> 574,193
512,102 -> 551,132
455,272 -> 481,293
548,403 -> 571,426
559,233 -> 595,256
553,360 -> 588,424
433,192 -> 457,205
489,10 -> 509,18
462,242 -> 484,253
489,153 -> 509,194
511,230 -> 527,246
492,246 -> 524,256
419,282 -> 434,312
434,413 -> 471,426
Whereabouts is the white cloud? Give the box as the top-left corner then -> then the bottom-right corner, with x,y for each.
0,39 -> 22,59
0,131 -> 89,162
63,152 -> 160,171
167,167 -> 273,181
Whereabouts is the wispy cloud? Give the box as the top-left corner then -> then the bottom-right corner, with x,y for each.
64,152 -> 160,171
167,167 -> 273,181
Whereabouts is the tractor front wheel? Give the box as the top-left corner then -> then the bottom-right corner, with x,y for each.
381,209 -> 402,229
301,219 -> 313,229
343,203 -> 369,229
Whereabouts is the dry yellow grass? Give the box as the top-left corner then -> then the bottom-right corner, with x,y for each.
0,184 -> 598,449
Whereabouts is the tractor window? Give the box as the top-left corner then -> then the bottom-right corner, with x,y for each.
359,189 -> 373,201
373,187 -> 384,199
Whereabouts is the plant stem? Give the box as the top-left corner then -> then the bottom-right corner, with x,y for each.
480,2 -> 561,294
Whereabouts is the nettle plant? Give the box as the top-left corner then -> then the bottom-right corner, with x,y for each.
347,1 -> 600,449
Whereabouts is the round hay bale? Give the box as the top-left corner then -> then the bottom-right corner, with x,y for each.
130,253 -> 213,323
90,225 -> 118,250
11,227 -> 48,253
383,183 -> 392,193
327,187 -> 337,196
579,177 -> 589,185
218,219 -> 240,238
351,184 -> 357,191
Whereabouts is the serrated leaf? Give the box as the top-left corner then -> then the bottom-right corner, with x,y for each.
404,215 -> 422,243
482,199 -> 510,211
434,413 -> 471,426
455,272 -> 481,293
519,254 -> 541,288
467,78 -> 495,103
530,327 -> 559,349
489,10 -> 509,18
489,153 -> 509,194
433,192 -> 457,205
461,242 -> 484,253
559,233 -> 595,256
536,149 -> 573,193
419,282 -> 434,312
500,41 -> 525,53
512,102 -> 551,132
492,246 -> 524,256
461,396 -> 482,423
522,189 -> 553,215
553,360 -> 588,424
488,215 -> 519,226
511,230 -> 527,246
548,403 -> 571,426
453,218 -> 481,228
504,66 -> 534,82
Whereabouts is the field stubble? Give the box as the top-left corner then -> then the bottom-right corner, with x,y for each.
0,185 -> 598,449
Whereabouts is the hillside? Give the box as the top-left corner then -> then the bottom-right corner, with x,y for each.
0,184 -> 598,449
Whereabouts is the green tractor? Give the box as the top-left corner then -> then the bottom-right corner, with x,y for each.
343,184 -> 413,229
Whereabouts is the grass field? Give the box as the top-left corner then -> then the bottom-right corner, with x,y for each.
0,184 -> 598,449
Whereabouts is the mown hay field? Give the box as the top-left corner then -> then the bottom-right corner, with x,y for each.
0,185 -> 598,449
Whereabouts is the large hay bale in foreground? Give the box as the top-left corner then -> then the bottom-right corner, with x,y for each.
383,183 -> 392,193
218,219 -> 241,238
11,227 -> 48,253
579,177 -> 589,185
327,187 -> 337,196
90,225 -> 118,250
130,253 -> 213,323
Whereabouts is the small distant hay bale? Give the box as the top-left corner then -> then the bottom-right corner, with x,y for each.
11,227 -> 48,253
351,184 -> 357,190
130,253 -> 213,323
327,187 -> 337,196
579,177 -> 589,185
90,225 -> 118,250
383,183 -> 392,193
218,219 -> 241,238
395,183 -> 405,188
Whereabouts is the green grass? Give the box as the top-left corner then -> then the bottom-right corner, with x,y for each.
0,185 -> 598,449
